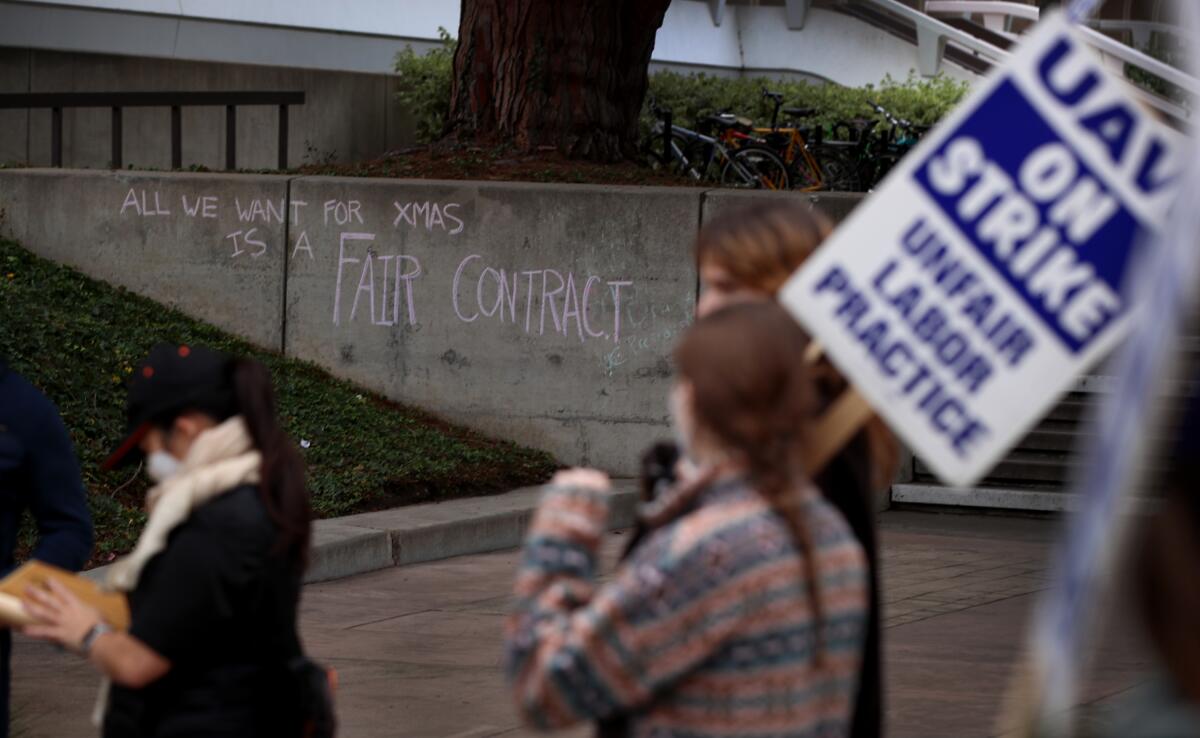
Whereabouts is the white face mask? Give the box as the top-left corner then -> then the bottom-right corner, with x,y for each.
145,451 -> 182,484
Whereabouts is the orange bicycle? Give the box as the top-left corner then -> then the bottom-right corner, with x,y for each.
706,113 -> 792,191
755,89 -> 827,192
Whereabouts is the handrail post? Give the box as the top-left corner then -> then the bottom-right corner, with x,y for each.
225,104 -> 236,171
51,107 -> 62,167
278,104 -> 289,170
916,24 -> 947,76
171,105 -> 182,169
0,92 -> 308,169
111,106 -> 122,169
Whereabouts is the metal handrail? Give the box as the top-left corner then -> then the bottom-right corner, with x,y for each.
856,0 -> 1012,64
1077,25 -> 1198,95
0,92 -> 305,108
1089,19 -> 1194,47
0,91 -> 305,170
923,0 -> 1196,94
859,0 -> 1191,121
925,1 -> 1039,22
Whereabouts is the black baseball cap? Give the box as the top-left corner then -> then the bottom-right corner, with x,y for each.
102,343 -> 236,470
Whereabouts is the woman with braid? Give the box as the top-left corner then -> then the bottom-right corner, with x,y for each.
506,302 -> 868,737
695,201 -> 898,738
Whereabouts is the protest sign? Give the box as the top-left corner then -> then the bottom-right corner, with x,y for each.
780,11 -> 1185,487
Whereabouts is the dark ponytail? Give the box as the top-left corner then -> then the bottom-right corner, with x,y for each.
675,303 -> 827,665
231,359 -> 312,570
739,385 -> 826,670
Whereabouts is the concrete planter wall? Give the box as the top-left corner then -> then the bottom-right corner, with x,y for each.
0,169 -> 863,474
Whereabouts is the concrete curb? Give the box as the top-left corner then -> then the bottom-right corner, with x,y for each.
304,481 -> 639,583
80,482 -> 638,585
891,483 -> 1077,512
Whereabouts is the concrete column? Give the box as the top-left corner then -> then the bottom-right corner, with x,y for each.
785,0 -> 812,30
708,0 -> 727,26
981,13 -> 1006,33
916,25 -> 946,76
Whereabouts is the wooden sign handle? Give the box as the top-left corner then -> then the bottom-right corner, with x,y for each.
800,339 -> 875,476
802,388 -> 874,476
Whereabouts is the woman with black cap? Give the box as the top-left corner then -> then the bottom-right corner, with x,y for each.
19,343 -> 322,738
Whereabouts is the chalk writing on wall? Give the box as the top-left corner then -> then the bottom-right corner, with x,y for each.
333,233 -> 423,327
235,197 -> 286,224
119,188 -> 171,216
225,229 -> 267,258
393,201 -> 464,234
451,254 -> 630,344
116,187 -> 678,359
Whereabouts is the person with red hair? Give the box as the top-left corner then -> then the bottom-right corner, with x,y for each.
507,302 -> 869,737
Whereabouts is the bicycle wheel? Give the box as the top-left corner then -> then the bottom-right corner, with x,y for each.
817,149 -> 862,192
789,151 -> 825,191
719,146 -> 790,190
678,137 -> 715,181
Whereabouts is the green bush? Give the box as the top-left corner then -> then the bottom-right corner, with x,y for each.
0,239 -> 556,561
643,71 -> 969,136
393,32 -> 969,145
1125,40 -> 1187,106
395,28 -> 457,143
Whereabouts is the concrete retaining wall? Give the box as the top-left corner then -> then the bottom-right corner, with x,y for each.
284,178 -> 702,471
0,169 -> 289,349
700,189 -> 866,226
0,168 -> 863,474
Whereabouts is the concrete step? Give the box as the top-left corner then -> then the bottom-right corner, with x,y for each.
1041,395 -> 1093,424
305,481 -> 638,582
891,483 -> 1160,514
1015,427 -> 1083,453
917,450 -> 1072,486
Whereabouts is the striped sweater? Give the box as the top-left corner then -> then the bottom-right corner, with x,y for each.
506,477 -> 868,737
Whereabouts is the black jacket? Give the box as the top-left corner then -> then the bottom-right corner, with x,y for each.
0,357 -> 94,738
0,358 -> 93,573
104,484 -> 303,738
816,431 -> 882,738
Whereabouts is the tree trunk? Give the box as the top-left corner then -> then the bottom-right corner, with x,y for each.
448,0 -> 673,161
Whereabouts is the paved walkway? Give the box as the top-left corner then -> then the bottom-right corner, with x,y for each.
9,511 -> 1151,737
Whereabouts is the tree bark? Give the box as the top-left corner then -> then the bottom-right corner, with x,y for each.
448,0 -> 672,161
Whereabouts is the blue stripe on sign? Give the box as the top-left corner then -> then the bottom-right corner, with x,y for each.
910,79 -> 1141,354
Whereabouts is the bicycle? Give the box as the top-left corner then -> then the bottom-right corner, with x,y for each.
808,115 -> 881,192
807,100 -> 930,191
863,99 -> 930,186
753,89 -> 827,192
642,101 -> 790,190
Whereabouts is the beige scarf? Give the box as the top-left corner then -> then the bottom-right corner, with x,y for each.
93,416 -> 260,726
105,415 -> 261,593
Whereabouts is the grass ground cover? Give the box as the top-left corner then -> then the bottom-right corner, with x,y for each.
0,239 -> 557,564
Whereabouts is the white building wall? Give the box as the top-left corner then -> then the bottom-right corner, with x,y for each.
0,0 -> 982,86
735,6 -> 979,85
